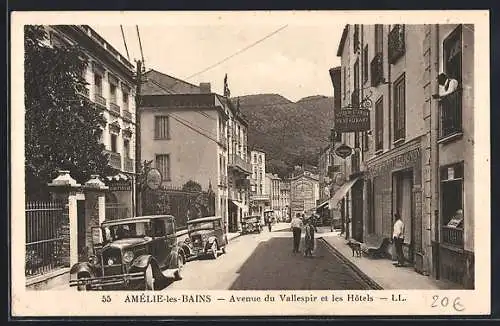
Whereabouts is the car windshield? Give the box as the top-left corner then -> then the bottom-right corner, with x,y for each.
103,222 -> 150,242
188,221 -> 214,232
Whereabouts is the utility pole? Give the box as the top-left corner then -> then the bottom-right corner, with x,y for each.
134,59 -> 143,217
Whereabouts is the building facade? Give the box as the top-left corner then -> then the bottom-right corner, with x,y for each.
290,169 -> 320,218
265,173 -> 281,219
47,25 -> 137,220
335,24 -> 474,288
279,179 -> 291,222
249,150 -> 270,217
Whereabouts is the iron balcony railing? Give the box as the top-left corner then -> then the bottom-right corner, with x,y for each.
388,24 -> 405,64
370,52 -> 384,87
77,87 -> 90,98
105,150 -> 122,170
109,102 -> 121,116
229,154 -> 252,174
94,93 -> 106,108
123,110 -> 133,121
441,225 -> 464,248
439,89 -> 463,139
124,157 -> 134,172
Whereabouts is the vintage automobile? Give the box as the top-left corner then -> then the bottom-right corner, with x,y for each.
69,215 -> 185,291
185,216 -> 228,259
240,215 -> 262,234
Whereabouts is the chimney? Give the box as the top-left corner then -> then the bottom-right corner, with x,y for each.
199,82 -> 211,94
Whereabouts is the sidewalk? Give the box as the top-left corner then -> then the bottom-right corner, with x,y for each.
317,227 -> 461,290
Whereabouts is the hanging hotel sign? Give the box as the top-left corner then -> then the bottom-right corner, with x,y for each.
334,144 -> 353,159
146,168 -> 162,190
335,109 -> 370,132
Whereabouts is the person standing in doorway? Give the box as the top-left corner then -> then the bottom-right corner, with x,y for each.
290,213 -> 303,253
392,212 -> 405,267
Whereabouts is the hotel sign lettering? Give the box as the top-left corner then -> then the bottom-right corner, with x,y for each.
335,109 -> 370,132
367,147 -> 421,177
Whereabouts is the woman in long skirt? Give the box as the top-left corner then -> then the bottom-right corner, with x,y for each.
304,219 -> 315,257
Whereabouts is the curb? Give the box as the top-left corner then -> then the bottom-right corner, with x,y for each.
319,237 -> 384,290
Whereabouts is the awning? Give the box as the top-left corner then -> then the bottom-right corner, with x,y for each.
230,199 -> 245,209
329,177 -> 360,209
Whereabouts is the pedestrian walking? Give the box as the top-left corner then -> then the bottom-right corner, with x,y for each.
304,218 -> 315,257
392,212 -> 405,267
290,213 -> 303,253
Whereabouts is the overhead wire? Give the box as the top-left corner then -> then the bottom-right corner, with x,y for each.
120,25 -> 130,61
136,25 -> 145,69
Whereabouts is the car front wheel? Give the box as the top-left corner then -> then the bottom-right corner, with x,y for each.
144,263 -> 155,290
211,241 -> 218,259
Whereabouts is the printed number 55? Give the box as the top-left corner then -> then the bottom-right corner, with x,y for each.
102,295 -> 112,303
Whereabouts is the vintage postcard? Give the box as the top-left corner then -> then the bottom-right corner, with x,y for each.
10,10 -> 490,317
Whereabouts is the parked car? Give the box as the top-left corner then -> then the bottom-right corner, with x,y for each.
69,215 -> 185,291
186,216 -> 228,259
240,215 -> 262,234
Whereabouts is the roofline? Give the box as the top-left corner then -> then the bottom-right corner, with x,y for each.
336,25 -> 349,57
146,69 -> 203,90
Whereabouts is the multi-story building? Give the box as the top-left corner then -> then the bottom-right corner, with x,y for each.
46,25 -> 137,220
265,173 -> 281,218
279,179 -> 291,221
290,168 -> 320,218
140,70 -> 243,232
249,149 -> 270,217
335,24 -> 474,288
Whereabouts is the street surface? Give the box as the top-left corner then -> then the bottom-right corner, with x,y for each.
166,226 -> 375,290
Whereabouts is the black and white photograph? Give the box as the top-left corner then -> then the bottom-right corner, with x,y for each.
11,11 -> 490,316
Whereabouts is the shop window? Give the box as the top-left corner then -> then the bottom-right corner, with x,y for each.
393,74 -> 406,143
440,162 -> 464,247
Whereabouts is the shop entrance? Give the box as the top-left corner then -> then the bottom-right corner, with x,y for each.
393,169 -> 415,263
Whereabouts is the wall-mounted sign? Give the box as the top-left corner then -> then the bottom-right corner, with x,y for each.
146,168 -> 162,190
335,173 -> 345,186
335,144 -> 353,159
335,109 -> 370,132
366,147 -> 421,177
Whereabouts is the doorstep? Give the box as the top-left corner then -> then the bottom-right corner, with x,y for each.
320,232 -> 462,290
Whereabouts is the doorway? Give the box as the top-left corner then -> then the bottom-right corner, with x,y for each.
393,170 -> 414,263
352,180 -> 364,242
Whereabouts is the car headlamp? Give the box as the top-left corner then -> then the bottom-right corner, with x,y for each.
123,251 -> 134,263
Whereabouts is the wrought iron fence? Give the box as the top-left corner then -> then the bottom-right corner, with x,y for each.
439,89 -> 462,139
25,201 -> 68,277
442,225 -> 464,248
105,203 -> 130,220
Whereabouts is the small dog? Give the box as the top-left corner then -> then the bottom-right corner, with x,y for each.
347,240 -> 363,257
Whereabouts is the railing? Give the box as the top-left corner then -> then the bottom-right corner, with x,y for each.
124,157 -> 134,172
250,194 -> 270,201
123,110 -> 133,121
77,87 -> 89,98
25,201 -> 68,277
94,94 -> 106,108
229,154 -> 252,174
441,225 -> 464,248
105,203 -> 130,220
439,89 -> 462,139
370,52 -> 384,86
105,150 -> 122,170
109,102 -> 120,115
388,24 -> 405,64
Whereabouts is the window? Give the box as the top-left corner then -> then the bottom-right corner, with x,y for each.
375,97 -> 384,151
363,45 -> 369,83
155,154 -> 170,181
353,25 -> 360,52
110,83 -> 117,104
393,74 -> 406,143
110,134 -> 117,152
440,162 -> 464,247
342,67 -> 346,100
123,139 -> 130,159
253,154 -> 257,163
258,155 -> 262,163
94,74 -> 103,97
440,25 -> 463,138
152,219 -> 166,237
375,24 -> 383,54
154,116 -> 170,139
388,24 -> 405,64
123,91 -> 129,111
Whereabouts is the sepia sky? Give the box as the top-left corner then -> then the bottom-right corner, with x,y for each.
92,24 -> 343,102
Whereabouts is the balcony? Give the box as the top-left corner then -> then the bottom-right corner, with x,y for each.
77,87 -> 90,98
441,225 -> 464,248
439,89 -> 463,140
94,94 -> 106,108
109,102 -> 121,116
123,110 -> 133,121
124,157 -> 134,173
229,154 -> 252,174
105,150 -> 121,170
370,52 -> 384,87
388,24 -> 405,64
219,175 -> 228,187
